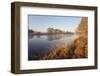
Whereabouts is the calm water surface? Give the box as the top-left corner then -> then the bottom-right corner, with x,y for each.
28,34 -> 77,60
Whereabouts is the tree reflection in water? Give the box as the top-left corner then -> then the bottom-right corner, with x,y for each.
28,34 -> 67,41
28,34 -> 34,39
36,35 -> 41,38
47,34 -> 65,41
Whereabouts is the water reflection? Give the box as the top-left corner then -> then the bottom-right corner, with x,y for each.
48,34 -> 66,41
28,34 -> 76,60
37,35 -> 41,38
29,34 -> 70,41
28,34 -> 34,39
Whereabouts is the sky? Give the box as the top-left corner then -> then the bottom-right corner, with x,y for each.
28,15 -> 82,32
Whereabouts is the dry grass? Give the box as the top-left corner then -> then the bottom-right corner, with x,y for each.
39,35 -> 87,60
41,43 -> 71,60
72,35 -> 88,58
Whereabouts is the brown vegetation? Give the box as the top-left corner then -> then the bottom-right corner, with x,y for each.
41,43 -> 72,60
72,36 -> 88,58
73,17 -> 88,58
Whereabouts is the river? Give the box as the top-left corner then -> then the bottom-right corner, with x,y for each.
28,34 -> 78,60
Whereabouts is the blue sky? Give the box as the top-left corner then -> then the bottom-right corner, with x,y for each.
28,15 -> 82,32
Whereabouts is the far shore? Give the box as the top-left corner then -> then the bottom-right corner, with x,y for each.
28,32 -> 74,35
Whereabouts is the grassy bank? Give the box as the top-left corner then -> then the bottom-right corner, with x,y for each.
39,35 -> 87,60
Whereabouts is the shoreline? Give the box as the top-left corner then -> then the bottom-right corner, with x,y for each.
28,33 -> 74,35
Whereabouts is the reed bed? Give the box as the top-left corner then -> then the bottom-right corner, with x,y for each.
39,35 -> 87,60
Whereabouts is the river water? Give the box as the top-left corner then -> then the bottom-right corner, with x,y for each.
28,34 -> 77,60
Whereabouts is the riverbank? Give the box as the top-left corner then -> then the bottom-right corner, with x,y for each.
39,34 -> 87,60
29,32 -> 74,35
41,43 -> 72,60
